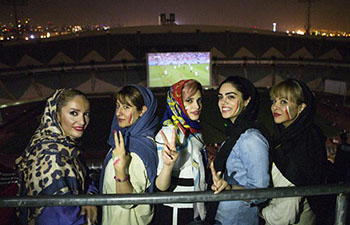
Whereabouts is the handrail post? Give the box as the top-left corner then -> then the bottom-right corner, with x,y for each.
334,193 -> 348,225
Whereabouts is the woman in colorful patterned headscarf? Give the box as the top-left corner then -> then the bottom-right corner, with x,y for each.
100,84 -> 159,225
153,79 -> 207,225
15,89 -> 97,225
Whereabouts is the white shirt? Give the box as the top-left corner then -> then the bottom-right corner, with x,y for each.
156,125 -> 206,219
102,151 -> 153,225
262,163 -> 316,225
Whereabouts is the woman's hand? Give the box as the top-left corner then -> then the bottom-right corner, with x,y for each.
160,128 -> 178,168
155,128 -> 178,191
112,130 -> 131,174
210,162 -> 228,194
81,205 -> 97,225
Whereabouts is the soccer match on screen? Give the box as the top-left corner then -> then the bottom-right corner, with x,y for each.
147,52 -> 211,87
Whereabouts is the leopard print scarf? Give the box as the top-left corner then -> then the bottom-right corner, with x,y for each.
15,89 -> 85,224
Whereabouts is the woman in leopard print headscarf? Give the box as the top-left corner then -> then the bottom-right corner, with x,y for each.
15,89 -> 97,225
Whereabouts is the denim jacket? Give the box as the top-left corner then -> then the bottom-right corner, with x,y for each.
215,128 -> 270,225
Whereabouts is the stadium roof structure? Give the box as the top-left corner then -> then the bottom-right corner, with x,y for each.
0,24 -> 350,107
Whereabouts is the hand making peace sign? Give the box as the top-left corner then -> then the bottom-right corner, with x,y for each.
210,161 -> 228,194
159,128 -> 179,168
112,130 -> 131,173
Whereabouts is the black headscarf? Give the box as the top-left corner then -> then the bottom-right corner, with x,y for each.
272,79 -> 327,186
214,76 -> 270,173
272,79 -> 328,215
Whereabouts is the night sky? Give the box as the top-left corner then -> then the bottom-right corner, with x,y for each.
0,0 -> 349,32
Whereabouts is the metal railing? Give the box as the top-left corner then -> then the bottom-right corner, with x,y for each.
1,184 -> 349,225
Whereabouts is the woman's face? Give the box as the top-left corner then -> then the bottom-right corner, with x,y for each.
116,98 -> 145,128
271,96 -> 305,127
183,89 -> 202,121
57,95 -> 90,138
218,83 -> 250,123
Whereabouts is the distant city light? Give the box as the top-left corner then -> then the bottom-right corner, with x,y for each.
0,16 -> 349,42
72,26 -> 82,33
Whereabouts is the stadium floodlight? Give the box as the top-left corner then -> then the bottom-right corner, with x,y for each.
298,0 -> 319,34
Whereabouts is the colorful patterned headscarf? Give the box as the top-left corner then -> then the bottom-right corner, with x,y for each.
15,89 -> 86,224
161,79 -> 201,137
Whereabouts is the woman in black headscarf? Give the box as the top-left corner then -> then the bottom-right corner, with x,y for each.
261,79 -> 328,225
210,76 -> 270,225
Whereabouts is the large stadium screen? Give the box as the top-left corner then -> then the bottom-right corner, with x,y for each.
147,52 -> 211,87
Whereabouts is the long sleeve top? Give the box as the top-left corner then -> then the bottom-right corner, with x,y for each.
215,128 -> 270,225
102,151 -> 153,225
